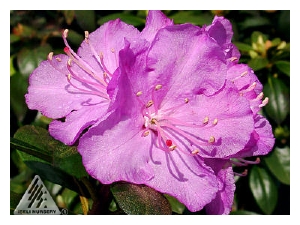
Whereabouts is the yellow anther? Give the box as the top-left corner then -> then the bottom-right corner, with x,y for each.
169,145 -> 177,151
155,84 -> 162,90
146,100 -> 154,108
213,118 -> 218,125
184,98 -> 189,103
63,29 -> 69,38
85,31 -> 89,39
136,91 -> 143,97
143,130 -> 150,137
208,136 -> 215,144
241,71 -> 248,77
192,149 -> 200,155
67,58 -> 72,66
229,57 -> 238,62
55,57 -> 62,62
203,116 -> 209,124
67,74 -> 71,80
47,52 -> 53,60
111,48 -> 115,53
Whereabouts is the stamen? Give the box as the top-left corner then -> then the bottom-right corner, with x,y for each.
136,91 -> 143,97
84,31 -> 89,40
55,57 -> 62,62
208,136 -> 215,144
48,52 -> 53,60
256,92 -> 264,100
234,169 -> 248,177
240,82 -> 257,96
241,71 -> 248,77
169,145 -> 177,151
229,57 -> 238,62
213,118 -> 218,125
62,29 -> 109,87
155,84 -> 162,90
231,70 -> 249,82
143,130 -> 150,137
146,100 -> 154,108
192,149 -> 200,155
184,98 -> 189,103
259,97 -> 269,107
203,116 -> 209,125
67,58 -> 72,66
231,157 -> 260,166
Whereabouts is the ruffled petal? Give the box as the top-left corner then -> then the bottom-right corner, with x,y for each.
168,81 -> 254,158
204,159 -> 235,215
141,10 -> 173,42
206,16 -> 233,47
25,54 -> 103,119
77,19 -> 140,76
233,114 -> 275,158
146,24 -> 227,99
78,115 -> 154,184
49,103 -> 109,145
145,147 -> 219,212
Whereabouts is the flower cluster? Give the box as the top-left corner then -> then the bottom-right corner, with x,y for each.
25,11 -> 275,214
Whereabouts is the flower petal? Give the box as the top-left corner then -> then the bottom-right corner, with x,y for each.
169,81 -> 254,158
141,10 -> 173,42
146,24 -> 227,99
233,114 -> 275,158
25,54 -> 103,119
145,147 -> 219,212
49,103 -> 109,145
78,115 -> 154,184
77,19 -> 140,76
204,159 -> 235,215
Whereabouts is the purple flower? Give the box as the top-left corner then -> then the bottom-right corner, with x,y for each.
77,13 -> 274,213
25,11 -> 172,145
25,10 -> 275,214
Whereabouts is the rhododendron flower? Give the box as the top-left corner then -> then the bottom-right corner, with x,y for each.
25,10 -> 275,215
25,11 -> 172,145
77,13 -> 274,213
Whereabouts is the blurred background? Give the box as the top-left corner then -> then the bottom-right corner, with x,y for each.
10,10 -> 290,215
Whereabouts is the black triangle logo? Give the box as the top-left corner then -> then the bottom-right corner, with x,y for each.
14,175 -> 61,215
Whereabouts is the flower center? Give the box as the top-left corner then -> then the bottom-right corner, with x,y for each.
137,84 -> 218,156
47,29 -> 115,100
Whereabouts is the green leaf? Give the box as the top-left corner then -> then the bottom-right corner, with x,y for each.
234,42 -> 253,52
12,125 -> 88,179
164,194 -> 186,214
264,76 -> 290,125
62,10 -> 75,25
274,61 -> 290,76
74,10 -> 96,31
170,11 -> 213,26
10,191 -> 23,215
264,146 -> 290,185
247,57 -> 269,71
111,182 -> 172,215
10,72 -> 29,122
230,210 -> 260,215
97,13 -> 145,27
241,17 -> 271,30
17,44 -> 52,76
249,166 -> 278,214
10,56 -> 16,76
